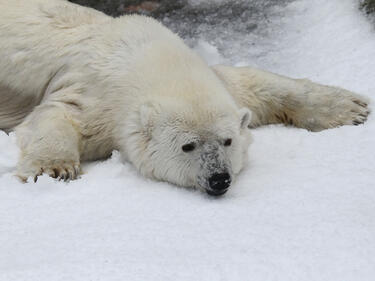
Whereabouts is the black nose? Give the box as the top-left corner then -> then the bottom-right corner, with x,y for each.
208,173 -> 231,193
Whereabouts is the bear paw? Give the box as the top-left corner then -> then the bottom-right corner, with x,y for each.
324,96 -> 370,129
303,92 -> 370,131
17,160 -> 81,183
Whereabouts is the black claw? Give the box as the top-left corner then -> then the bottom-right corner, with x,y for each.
353,100 -> 367,107
52,169 -> 59,178
65,171 -> 71,181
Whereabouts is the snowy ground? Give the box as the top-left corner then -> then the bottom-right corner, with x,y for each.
1,0 -> 375,280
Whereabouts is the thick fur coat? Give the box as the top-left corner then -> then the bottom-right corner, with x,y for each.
0,0 -> 370,195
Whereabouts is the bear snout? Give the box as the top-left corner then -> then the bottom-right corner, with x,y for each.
206,172 -> 231,196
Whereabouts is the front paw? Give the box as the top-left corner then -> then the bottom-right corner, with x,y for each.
17,159 -> 81,182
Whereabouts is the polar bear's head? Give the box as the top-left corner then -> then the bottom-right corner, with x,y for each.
124,97 -> 252,196
118,39 -> 252,195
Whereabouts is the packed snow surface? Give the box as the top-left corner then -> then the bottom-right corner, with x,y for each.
1,0 -> 375,280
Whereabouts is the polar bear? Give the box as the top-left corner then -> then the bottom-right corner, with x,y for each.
0,0 -> 370,195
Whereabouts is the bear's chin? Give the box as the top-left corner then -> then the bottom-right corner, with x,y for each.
205,188 -> 229,197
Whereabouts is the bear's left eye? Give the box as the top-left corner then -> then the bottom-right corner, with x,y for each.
224,138 -> 232,146
182,142 -> 196,152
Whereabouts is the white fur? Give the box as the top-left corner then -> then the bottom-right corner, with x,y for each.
0,0 -> 370,193
213,65 -> 370,131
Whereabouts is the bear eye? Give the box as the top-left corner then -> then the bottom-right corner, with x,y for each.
224,138 -> 232,146
182,142 -> 196,152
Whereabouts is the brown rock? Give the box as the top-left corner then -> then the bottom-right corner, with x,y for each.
123,1 -> 161,14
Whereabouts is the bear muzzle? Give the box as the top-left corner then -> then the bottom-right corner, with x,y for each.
206,172 -> 231,196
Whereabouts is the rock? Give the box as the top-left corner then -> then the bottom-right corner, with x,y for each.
121,1 -> 161,15
69,0 -> 180,17
361,0 -> 375,14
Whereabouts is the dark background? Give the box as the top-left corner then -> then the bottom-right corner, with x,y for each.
68,0 -> 375,64
69,0 -> 375,18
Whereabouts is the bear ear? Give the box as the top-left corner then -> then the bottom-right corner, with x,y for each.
239,108 -> 252,129
140,103 -> 159,131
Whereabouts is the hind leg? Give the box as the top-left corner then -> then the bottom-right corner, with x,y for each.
213,65 -> 370,131
15,102 -> 81,182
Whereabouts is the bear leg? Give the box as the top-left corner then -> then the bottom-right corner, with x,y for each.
213,65 -> 370,132
15,103 -> 81,182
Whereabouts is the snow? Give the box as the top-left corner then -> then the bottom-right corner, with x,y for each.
1,0 -> 375,280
